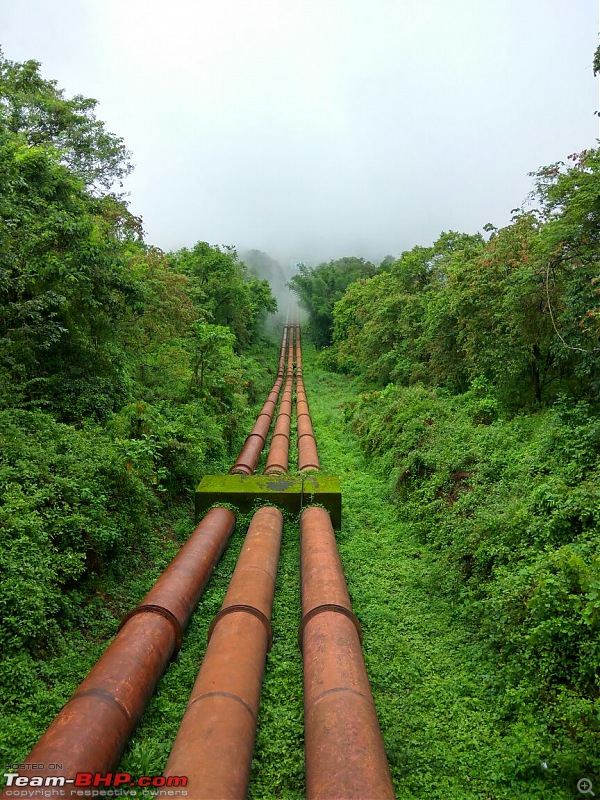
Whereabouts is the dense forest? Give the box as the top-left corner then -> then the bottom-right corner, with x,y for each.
0,49 -> 278,715
290,153 -> 600,784
2,44 -> 600,797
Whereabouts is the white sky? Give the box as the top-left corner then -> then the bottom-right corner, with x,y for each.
1,0 -> 598,266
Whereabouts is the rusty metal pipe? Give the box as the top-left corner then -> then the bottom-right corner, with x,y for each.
3,507 -> 236,799
229,433 -> 266,475
297,413 -> 315,439
294,329 -> 321,471
230,327 -> 289,474
264,433 -> 290,474
298,434 -> 320,472
300,507 -> 395,800
250,412 -> 274,442
273,413 -> 292,438
264,330 -> 295,475
260,398 -> 277,417
297,398 -> 310,417
279,398 -> 293,417
164,507 -> 283,799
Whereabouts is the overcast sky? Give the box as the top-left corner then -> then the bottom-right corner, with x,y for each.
1,0 -> 598,267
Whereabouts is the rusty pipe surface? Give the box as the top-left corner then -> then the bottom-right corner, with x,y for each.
264,433 -> 290,475
297,413 -> 315,439
229,433 -> 266,475
298,434 -> 320,472
230,326 -> 289,474
294,330 -> 321,472
164,506 -> 283,799
264,328 -> 295,475
2,507 -> 236,800
300,507 -> 395,800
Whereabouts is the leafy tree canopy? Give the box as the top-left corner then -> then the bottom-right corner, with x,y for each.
288,256 -> 377,347
0,48 -> 132,193
330,149 -> 600,409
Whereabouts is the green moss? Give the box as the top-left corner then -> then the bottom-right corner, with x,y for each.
196,474 -> 342,529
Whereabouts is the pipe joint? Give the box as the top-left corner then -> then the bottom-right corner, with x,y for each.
298,603 -> 362,652
208,604 -> 273,651
119,604 -> 183,659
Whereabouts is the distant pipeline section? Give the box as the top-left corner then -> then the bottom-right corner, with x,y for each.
196,322 -> 339,523
295,325 -> 320,472
264,327 -> 294,475
229,325 -> 289,475
1,325 -> 393,800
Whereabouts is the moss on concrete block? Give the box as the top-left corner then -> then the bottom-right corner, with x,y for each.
195,473 -> 342,529
195,474 -> 303,520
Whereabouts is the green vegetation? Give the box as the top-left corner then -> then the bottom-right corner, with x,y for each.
0,50 -> 278,768
288,256 -> 377,347
327,156 -> 600,407
3,40 -> 600,800
302,348 -> 593,799
288,149 -> 600,795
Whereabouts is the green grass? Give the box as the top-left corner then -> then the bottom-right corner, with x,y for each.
298,346 -> 574,800
118,345 -> 583,798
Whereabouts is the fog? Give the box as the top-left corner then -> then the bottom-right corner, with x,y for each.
1,0 -> 597,266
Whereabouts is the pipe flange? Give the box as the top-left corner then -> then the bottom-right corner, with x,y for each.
297,432 -> 317,442
119,604 -> 183,659
298,603 -> 363,652
208,604 -> 273,652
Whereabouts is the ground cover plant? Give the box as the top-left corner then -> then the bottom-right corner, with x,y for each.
303,347 -> 595,799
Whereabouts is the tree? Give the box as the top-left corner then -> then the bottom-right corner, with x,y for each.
170,242 -> 276,349
0,49 -> 132,193
289,256 -> 377,347
0,127 -> 142,418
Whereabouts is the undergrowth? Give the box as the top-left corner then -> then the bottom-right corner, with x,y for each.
5,339 -> 597,799
303,346 -> 592,799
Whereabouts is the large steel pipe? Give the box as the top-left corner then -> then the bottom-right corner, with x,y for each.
295,326 -> 302,371
298,434 -> 320,472
264,433 -> 290,474
264,329 -> 295,475
3,507 -> 237,799
272,412 -> 291,437
297,413 -> 316,439
294,330 -> 321,471
250,412 -> 274,443
163,507 -> 283,799
229,433 -> 266,475
279,397 -> 293,417
300,507 -> 395,800
297,398 -> 310,417
230,327 -> 288,475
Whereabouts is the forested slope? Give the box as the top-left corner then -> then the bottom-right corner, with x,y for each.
291,150 -> 600,788
0,50 -> 278,760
